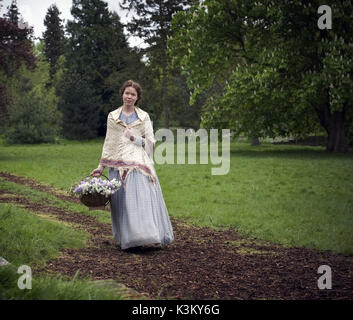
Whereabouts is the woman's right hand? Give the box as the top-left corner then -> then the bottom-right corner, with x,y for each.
90,167 -> 103,177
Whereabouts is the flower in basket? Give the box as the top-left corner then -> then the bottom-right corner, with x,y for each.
69,176 -> 122,207
70,177 -> 122,198
70,177 -> 121,198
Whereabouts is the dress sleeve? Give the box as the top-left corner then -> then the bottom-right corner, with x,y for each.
99,113 -> 116,166
133,135 -> 144,147
142,113 -> 156,158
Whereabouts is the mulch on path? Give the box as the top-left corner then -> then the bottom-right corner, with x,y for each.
0,172 -> 352,300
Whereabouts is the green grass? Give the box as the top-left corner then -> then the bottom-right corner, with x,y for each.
1,139 -> 353,255
0,203 -> 88,267
0,264 -> 123,300
159,142 -> 353,255
0,177 -> 112,224
0,203 -> 123,300
0,138 -> 105,189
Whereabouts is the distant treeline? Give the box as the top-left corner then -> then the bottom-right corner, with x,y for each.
1,0 -> 352,152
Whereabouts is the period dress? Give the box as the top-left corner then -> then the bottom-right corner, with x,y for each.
99,107 -> 174,250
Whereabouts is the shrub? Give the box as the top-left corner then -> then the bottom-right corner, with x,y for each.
4,90 -> 61,144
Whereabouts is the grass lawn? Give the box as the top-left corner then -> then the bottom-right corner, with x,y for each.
0,138 -> 352,255
0,203 -> 123,300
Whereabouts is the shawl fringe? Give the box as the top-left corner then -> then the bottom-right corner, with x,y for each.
100,159 -> 156,188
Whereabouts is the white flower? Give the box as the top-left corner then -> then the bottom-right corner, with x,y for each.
70,177 -> 122,197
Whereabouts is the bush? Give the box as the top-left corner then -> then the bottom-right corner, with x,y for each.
56,70 -> 101,140
4,90 -> 61,144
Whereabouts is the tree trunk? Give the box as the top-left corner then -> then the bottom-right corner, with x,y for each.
162,57 -> 169,129
326,110 -> 348,153
315,102 -> 348,153
0,83 -> 11,124
251,137 -> 260,146
159,0 -> 169,130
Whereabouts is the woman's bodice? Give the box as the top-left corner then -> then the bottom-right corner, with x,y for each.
119,110 -> 138,125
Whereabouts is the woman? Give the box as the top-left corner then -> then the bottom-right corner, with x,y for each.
90,80 -> 174,250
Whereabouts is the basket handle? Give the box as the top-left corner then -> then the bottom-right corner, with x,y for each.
86,174 -> 110,180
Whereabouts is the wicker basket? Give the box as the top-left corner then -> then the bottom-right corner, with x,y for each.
75,174 -> 111,208
80,192 -> 110,207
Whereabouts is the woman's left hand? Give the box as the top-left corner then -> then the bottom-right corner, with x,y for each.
124,127 -> 137,141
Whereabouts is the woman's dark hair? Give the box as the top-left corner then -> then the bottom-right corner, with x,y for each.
120,80 -> 142,105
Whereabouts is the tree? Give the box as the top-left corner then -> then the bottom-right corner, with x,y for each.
0,80 -> 13,129
0,0 -> 36,127
3,0 -> 19,25
56,69 -> 100,140
62,0 -> 129,137
0,12 -> 36,76
42,4 -> 66,82
66,0 -> 128,95
4,89 -> 60,144
103,46 -> 148,108
120,0 -> 196,129
4,42 -> 61,144
169,0 -> 353,152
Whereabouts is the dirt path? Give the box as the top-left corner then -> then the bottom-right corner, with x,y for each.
0,172 -> 352,300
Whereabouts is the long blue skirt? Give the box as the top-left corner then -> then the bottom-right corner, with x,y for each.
108,167 -> 174,250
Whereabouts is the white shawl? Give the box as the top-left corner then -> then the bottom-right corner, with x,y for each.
99,106 -> 156,186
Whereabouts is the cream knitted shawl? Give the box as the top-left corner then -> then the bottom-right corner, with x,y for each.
99,106 -> 157,186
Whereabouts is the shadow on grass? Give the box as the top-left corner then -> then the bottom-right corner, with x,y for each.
230,144 -> 353,160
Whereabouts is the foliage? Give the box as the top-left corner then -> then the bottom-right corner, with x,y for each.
56,69 -> 100,140
120,0 -> 194,48
0,0 -> 37,130
0,12 -> 36,76
42,3 -> 66,82
120,0 -> 198,128
0,80 -> 13,130
4,92 -> 58,144
169,0 -> 353,151
3,0 -> 19,25
3,52 -> 61,144
66,2 -> 128,92
102,46 -> 147,112
60,0 -> 129,137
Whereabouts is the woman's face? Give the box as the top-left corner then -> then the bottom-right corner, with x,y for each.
122,86 -> 138,107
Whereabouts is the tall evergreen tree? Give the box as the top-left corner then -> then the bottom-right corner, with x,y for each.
3,0 -> 19,25
42,4 -> 66,81
120,0 -> 196,129
66,0 -> 128,93
59,0 -> 129,138
56,69 -> 100,140
0,1 -> 35,75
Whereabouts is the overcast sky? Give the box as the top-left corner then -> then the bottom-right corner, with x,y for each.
0,0 -> 145,48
